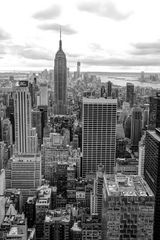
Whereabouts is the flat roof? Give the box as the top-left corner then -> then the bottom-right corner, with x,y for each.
83,97 -> 117,104
148,130 -> 160,142
104,174 -> 154,197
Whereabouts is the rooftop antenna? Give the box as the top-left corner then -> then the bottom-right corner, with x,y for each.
59,25 -> 62,50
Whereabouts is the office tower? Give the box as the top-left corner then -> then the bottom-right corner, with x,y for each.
138,133 -> 145,177
149,95 -> 160,130
126,82 -> 134,107
82,98 -> 117,178
107,81 -> 112,97
38,83 -> 48,106
14,81 -> 38,155
31,109 -> 42,145
100,86 -> 105,98
6,154 -> 41,203
77,61 -> 81,78
102,174 -> 154,240
144,128 -> 160,240
131,107 -> 142,149
54,30 -> 67,115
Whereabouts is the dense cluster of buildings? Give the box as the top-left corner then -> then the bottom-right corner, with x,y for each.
0,32 -> 160,240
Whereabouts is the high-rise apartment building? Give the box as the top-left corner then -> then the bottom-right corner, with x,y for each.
102,174 -> 154,240
144,128 -> 160,240
82,98 -> 117,178
126,83 -> 134,107
54,31 -> 67,115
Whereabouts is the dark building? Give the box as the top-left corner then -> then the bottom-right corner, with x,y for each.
144,128 -> 160,240
126,83 -> 134,107
131,107 -> 142,150
38,105 -> 48,140
25,197 -> 36,228
54,30 -> 67,115
149,95 -> 160,130
31,109 -> 42,146
100,86 -> 105,98
107,81 -> 112,97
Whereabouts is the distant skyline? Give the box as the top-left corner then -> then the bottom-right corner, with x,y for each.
0,0 -> 160,72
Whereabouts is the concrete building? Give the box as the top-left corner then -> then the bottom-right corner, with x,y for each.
36,185 -> 52,240
102,174 -> 154,240
6,154 -> 41,203
39,83 -> 48,106
144,128 -> 160,240
44,209 -> 71,240
82,98 -> 117,177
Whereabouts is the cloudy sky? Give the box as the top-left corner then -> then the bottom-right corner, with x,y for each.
0,0 -> 160,72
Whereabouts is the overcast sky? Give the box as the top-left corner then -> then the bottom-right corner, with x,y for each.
0,0 -> 160,72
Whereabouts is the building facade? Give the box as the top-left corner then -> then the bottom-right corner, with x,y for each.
82,98 -> 117,178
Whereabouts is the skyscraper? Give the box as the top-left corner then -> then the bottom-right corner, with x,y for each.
14,81 -> 31,154
131,107 -> 142,150
126,82 -> 134,107
107,81 -> 112,98
149,95 -> 160,130
82,98 -> 117,178
144,128 -> 160,240
54,29 -> 67,115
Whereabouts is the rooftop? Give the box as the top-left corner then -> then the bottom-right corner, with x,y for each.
45,210 -> 70,223
104,174 -> 154,197
83,97 -> 117,104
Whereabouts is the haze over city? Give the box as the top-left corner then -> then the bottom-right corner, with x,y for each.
0,0 -> 160,72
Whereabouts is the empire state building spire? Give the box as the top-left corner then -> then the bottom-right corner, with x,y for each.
59,26 -> 62,50
54,28 -> 67,115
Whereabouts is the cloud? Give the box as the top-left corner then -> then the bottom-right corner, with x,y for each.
66,53 -> 81,58
38,23 -> 77,35
10,44 -> 51,61
0,29 -> 10,40
78,1 -> 132,21
132,41 -> 160,55
82,57 -> 160,67
89,43 -> 103,51
32,5 -> 61,20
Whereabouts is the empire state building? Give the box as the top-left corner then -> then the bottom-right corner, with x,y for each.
54,31 -> 67,115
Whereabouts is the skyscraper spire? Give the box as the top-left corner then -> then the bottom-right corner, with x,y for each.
59,25 -> 62,50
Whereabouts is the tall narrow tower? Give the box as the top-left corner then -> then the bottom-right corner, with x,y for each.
14,81 -> 31,154
54,28 -> 67,115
